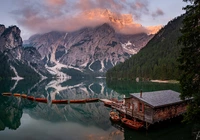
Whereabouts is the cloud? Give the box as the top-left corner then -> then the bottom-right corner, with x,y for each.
45,0 -> 66,6
11,0 -> 162,37
129,0 -> 149,19
152,8 -> 164,17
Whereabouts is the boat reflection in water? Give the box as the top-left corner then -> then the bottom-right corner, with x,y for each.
109,111 -> 120,122
0,95 -> 36,131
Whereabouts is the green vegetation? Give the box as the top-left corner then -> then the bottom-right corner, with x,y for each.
106,80 -> 180,97
106,15 -> 184,81
0,52 -> 41,80
178,0 -> 200,124
0,53 -> 15,79
11,61 -> 40,80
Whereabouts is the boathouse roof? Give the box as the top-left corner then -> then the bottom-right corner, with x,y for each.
130,90 -> 189,108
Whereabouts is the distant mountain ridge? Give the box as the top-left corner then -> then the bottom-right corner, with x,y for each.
25,23 -> 153,78
106,15 -> 185,80
0,23 -> 153,80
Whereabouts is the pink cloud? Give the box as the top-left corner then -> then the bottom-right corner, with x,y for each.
45,0 -> 66,6
12,0 -> 163,37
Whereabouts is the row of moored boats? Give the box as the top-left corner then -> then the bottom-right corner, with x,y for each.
109,111 -> 144,130
1,92 -> 99,104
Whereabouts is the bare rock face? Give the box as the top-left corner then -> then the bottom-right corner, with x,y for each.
0,25 -> 50,79
27,31 -> 65,58
0,25 -> 22,52
0,24 -> 5,36
59,23 -> 127,71
27,23 -> 153,74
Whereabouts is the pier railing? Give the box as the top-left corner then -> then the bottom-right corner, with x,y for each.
111,102 -> 145,121
111,102 -> 126,113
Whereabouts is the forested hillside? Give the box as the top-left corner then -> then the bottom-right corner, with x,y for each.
106,15 -> 185,80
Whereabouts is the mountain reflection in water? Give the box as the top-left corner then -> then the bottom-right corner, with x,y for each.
0,78 -> 194,140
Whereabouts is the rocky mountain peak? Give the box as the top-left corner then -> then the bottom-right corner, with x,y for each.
0,24 -> 5,36
0,25 -> 22,52
95,23 -> 115,35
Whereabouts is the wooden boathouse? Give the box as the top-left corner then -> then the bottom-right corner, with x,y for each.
111,90 -> 191,129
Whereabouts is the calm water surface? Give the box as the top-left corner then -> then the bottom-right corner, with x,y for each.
0,78 -> 194,140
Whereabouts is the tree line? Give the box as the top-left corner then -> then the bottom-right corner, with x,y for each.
106,15 -> 184,81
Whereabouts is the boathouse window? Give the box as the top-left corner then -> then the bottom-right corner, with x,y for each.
139,102 -> 143,112
128,103 -> 130,109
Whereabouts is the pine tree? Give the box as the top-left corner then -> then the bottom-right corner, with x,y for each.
178,0 -> 200,123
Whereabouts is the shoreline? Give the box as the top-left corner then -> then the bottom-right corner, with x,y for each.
150,80 -> 179,83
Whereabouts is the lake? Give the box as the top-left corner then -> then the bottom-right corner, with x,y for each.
0,78 -> 195,140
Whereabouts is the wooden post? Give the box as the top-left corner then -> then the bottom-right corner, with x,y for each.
146,122 -> 150,130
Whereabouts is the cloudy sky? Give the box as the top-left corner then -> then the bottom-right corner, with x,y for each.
0,0 -> 187,40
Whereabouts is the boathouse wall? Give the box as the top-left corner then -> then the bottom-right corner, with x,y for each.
124,97 -> 153,123
153,102 -> 188,123
124,97 -> 188,124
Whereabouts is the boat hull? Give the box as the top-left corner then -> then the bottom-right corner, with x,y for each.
52,100 -> 68,104
70,99 -> 86,104
13,93 -> 21,97
2,93 -> 12,96
121,118 -> 144,130
27,96 -> 35,101
86,98 -> 99,103
21,94 -> 27,98
35,98 -> 47,103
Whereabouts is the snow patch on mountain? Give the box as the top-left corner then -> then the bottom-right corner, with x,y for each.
45,63 -> 71,79
64,33 -> 68,39
121,41 -> 137,55
99,60 -> 105,72
45,43 -> 79,78
80,59 -> 89,68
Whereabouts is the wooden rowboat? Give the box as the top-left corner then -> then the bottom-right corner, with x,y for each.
110,111 -> 120,122
70,99 -> 86,104
27,96 -> 35,101
2,93 -> 12,96
35,98 -> 47,103
121,118 -> 144,130
52,99 -> 68,104
85,98 -> 99,103
13,93 -> 21,97
21,94 -> 27,98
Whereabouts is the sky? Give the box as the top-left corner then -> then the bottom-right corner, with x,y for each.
0,0 -> 188,40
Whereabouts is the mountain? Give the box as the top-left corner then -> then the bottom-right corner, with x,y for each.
26,23 -> 153,78
106,15 -> 185,80
0,23 -> 153,80
0,25 -> 50,80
